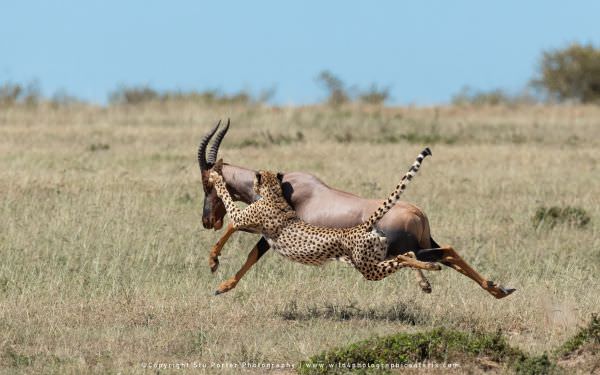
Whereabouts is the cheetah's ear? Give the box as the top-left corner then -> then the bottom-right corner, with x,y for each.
213,158 -> 224,173
276,172 -> 284,182
254,172 -> 262,184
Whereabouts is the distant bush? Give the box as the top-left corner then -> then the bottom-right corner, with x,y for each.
532,43 -> 600,103
108,85 -> 159,105
452,86 -> 536,106
316,71 -> 350,107
0,81 -> 41,107
316,71 -> 391,106
107,85 -> 272,106
532,205 -> 591,229
358,84 -> 390,105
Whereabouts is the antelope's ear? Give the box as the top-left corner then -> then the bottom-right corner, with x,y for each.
276,172 -> 284,182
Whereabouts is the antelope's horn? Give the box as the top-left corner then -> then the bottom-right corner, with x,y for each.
207,118 -> 230,164
198,120 -> 221,171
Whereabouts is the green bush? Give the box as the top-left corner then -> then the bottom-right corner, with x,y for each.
513,353 -> 558,375
532,43 -> 600,103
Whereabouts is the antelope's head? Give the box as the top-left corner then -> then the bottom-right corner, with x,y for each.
198,119 -> 230,230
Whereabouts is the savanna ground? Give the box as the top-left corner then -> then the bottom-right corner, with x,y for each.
1,103 -> 599,373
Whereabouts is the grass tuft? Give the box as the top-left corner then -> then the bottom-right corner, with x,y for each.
532,206 -> 591,229
88,143 -> 110,152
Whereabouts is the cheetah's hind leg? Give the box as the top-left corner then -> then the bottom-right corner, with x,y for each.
405,252 -> 433,293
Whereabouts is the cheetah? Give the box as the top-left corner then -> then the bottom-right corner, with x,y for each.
208,148 -> 441,281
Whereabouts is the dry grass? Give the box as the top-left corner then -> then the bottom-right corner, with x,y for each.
1,103 -> 599,373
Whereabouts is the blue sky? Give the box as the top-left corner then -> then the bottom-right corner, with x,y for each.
2,1 -> 600,105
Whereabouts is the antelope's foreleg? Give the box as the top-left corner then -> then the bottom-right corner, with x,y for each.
209,222 -> 237,273
215,237 -> 270,295
437,245 -> 515,299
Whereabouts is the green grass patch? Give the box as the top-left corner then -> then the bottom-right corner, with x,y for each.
298,328 -> 559,374
236,130 -> 304,148
532,206 -> 591,229
276,300 -> 427,325
557,314 -> 600,356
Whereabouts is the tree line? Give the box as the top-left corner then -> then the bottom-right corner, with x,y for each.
2,43 -> 600,107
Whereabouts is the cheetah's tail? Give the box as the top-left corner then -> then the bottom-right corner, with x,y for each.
363,147 -> 432,231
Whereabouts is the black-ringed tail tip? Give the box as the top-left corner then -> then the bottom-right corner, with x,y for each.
423,147 -> 432,156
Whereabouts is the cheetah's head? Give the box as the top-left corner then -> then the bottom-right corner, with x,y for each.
253,170 -> 285,200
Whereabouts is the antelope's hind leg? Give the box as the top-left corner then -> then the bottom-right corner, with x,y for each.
433,245 -> 516,299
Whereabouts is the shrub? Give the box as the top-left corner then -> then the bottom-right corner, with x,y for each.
316,70 -> 350,107
358,84 -> 390,105
108,85 -> 159,105
532,43 -> 600,103
107,85 -> 270,106
0,81 -> 41,107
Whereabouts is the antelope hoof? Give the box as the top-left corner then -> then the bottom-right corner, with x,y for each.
486,281 -> 516,299
498,286 -> 516,298
215,279 -> 237,295
209,257 -> 219,273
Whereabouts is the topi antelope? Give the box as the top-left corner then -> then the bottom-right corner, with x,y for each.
198,120 -> 515,299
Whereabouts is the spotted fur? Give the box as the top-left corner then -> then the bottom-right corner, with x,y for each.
209,148 -> 439,281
